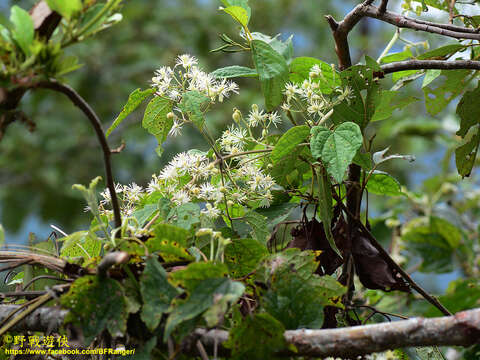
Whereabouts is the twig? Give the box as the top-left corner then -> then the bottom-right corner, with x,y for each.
363,5 -> 480,39
196,340 -> 210,360
0,293 -> 53,336
32,80 -> 122,230
97,251 -> 129,277
22,275 -> 72,291
143,212 -> 160,230
381,59 -> 480,74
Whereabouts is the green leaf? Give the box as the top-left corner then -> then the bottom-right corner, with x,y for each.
317,166 -> 341,257
270,146 -> 311,188
220,0 -> 251,22
243,210 -> 270,245
107,88 -> 154,137
251,40 -> 289,111
456,83 -> 480,138
271,125 -> 309,163
53,55 -> 83,76
257,249 -> 318,282
178,90 -> 210,127
430,216 -> 462,249
146,223 -> 193,261
203,281 -> 245,327
10,6 -> 34,56
61,276 -> 127,344
223,6 -> 249,27
142,96 -> 173,157
169,262 -> 228,291
46,0 -> 82,20
426,278 -> 480,317
353,151 -> 372,170
164,278 -> 244,341
60,231 -> 101,259
455,131 -> 480,178
418,44 -> 467,60
132,203 -> 158,226
402,220 -> 456,273
256,202 -> 297,230
422,69 -> 442,88
262,272 -> 343,329
366,171 -> 404,197
331,65 -> 381,129
370,91 -> 418,122
140,257 -> 179,331
211,65 -> 258,79
310,122 -> 363,183
310,126 -> 331,159
289,57 -> 340,94
380,49 -> 416,83
225,313 -> 286,360
251,32 -> 293,63
423,70 -> 471,116
224,239 -> 268,277
167,203 -> 201,230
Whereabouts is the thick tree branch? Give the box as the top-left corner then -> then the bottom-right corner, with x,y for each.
363,5 -> 480,40
378,0 -> 388,14
2,305 -> 477,357
32,80 -> 122,230
381,59 -> 480,73
325,1 -> 375,70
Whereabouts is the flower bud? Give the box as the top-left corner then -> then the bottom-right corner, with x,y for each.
167,112 -> 175,119
232,108 -> 242,123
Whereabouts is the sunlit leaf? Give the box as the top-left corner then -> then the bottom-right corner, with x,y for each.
10,6 -> 34,56
251,40 -> 289,111
107,88 -> 154,137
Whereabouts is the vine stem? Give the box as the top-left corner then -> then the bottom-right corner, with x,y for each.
32,80 -> 122,230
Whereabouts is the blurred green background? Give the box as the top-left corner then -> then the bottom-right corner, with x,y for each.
0,0 -> 470,269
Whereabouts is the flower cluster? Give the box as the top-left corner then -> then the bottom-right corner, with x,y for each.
147,150 -> 276,219
281,64 -> 351,126
98,183 -> 144,218
151,54 -> 239,138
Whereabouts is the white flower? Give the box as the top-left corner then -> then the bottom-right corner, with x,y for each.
220,125 -> 247,153
100,183 -> 123,205
168,89 -> 181,101
176,54 -> 198,69
247,104 -> 267,127
259,190 -> 274,208
284,83 -> 300,101
147,175 -> 162,194
172,190 -> 191,205
201,203 -> 220,219
214,79 -> 239,102
159,164 -> 178,181
124,182 -> 144,202
307,100 -> 325,116
280,102 -> 291,112
168,120 -> 183,137
269,112 -> 282,127
151,66 -> 173,86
